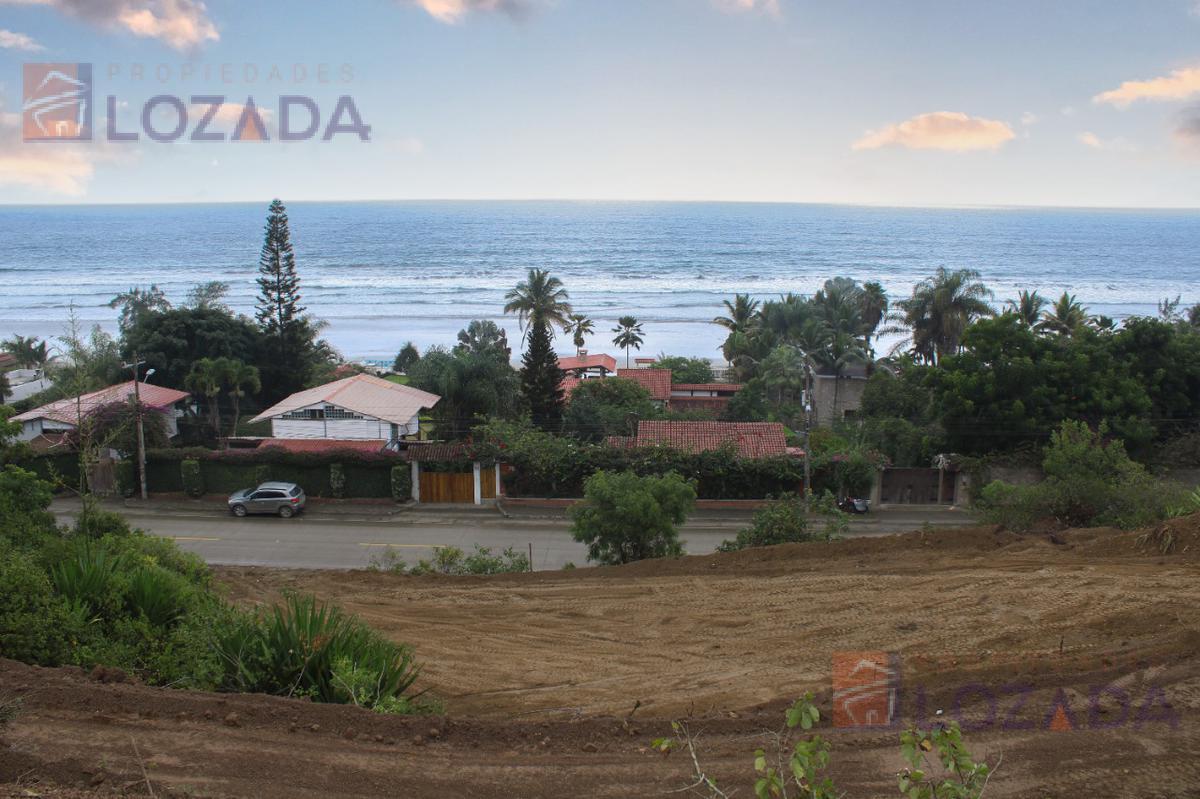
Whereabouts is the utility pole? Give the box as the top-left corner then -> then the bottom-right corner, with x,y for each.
803,364 -> 812,512
123,352 -> 149,501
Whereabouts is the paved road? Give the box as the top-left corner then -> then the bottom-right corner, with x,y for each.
51,500 -> 972,571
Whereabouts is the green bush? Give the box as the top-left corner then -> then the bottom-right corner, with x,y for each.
180,459 -> 203,497
329,463 -> 346,499
260,593 -> 421,705
369,543 -> 530,575
391,464 -> 412,502
570,470 -> 697,565
115,460 -> 136,497
719,492 -> 847,551
0,543 -> 75,665
976,420 -> 1185,531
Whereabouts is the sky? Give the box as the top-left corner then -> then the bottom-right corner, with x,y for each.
1,0 -> 1200,207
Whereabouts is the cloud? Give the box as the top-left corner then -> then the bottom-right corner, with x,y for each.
0,109 -> 106,196
0,0 -> 218,49
712,0 -> 781,14
852,111 -> 1015,152
1077,131 -> 1137,153
401,0 -> 538,23
1093,66 -> 1200,107
0,28 -> 44,51
1020,111 -> 1038,126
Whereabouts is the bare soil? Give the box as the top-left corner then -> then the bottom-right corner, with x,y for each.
3,516 -> 1200,797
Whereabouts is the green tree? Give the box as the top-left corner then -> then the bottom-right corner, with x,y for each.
122,306 -> 263,390
1005,289 -> 1047,328
108,285 -> 171,332
255,199 -> 320,400
566,313 -> 595,351
1038,291 -> 1089,337
503,268 -> 572,335
569,470 -> 696,565
519,319 -> 565,430
612,315 -> 645,368
393,342 -> 420,374
564,377 -> 657,441
654,355 -> 715,384
454,320 -> 511,362
409,344 -> 521,439
893,267 -> 993,364
859,281 -> 889,353
225,360 -> 261,435
0,373 -> 9,406
185,281 -> 230,311
1,335 -> 50,370
185,357 -> 232,434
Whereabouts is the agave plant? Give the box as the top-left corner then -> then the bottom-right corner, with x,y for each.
125,566 -> 189,627
261,593 -> 420,704
49,543 -> 126,614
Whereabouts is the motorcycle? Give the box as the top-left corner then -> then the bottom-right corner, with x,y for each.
837,496 -> 870,514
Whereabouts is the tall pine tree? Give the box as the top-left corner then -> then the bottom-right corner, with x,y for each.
255,199 -> 316,400
521,317 -> 565,429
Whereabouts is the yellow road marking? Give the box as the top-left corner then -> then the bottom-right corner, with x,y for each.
358,542 -> 442,549
173,536 -> 222,542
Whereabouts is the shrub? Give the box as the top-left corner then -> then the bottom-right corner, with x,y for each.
391,464 -> 412,502
719,492 -> 847,551
570,470 -> 696,565
976,420 -> 1185,531
371,544 -> 530,575
115,460 -> 136,497
49,541 -> 128,617
330,462 -> 346,499
0,464 -> 57,549
0,543 -> 74,665
260,593 -> 421,705
180,459 -> 203,497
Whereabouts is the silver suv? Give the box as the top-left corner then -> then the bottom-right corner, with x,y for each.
228,482 -> 306,518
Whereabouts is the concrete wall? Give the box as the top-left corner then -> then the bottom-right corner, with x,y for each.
811,376 -> 867,427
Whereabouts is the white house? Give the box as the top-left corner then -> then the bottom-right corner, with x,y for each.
250,374 -> 440,443
12,381 -> 191,443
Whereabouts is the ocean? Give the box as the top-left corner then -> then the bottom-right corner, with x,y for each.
0,201 -> 1196,362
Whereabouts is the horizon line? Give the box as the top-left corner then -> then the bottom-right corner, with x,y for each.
1,197 -> 1199,213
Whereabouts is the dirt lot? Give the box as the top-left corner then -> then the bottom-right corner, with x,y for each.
3,516 -> 1200,797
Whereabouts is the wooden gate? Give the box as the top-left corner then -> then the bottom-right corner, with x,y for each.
421,471 -> 475,503
480,467 -> 497,500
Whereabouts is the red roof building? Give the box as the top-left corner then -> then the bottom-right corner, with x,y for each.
256,438 -> 391,455
618,420 -> 792,459
668,382 -> 745,413
12,381 -> 191,443
615,368 -> 672,402
557,352 -> 617,377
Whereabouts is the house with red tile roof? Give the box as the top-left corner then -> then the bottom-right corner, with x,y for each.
557,351 -> 617,378
609,420 -> 795,460
668,382 -> 745,413
615,368 -> 672,404
12,381 -> 191,443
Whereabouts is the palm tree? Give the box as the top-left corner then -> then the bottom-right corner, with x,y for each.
1038,292 -> 1089,337
611,315 -> 645,368
503,268 -> 572,336
760,345 -> 808,409
1005,290 -> 1047,328
859,282 -> 888,355
714,294 -> 760,333
225,360 -> 261,435
566,313 -> 595,352
185,357 -> 229,435
894,267 -> 994,364
1,335 -> 50,370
